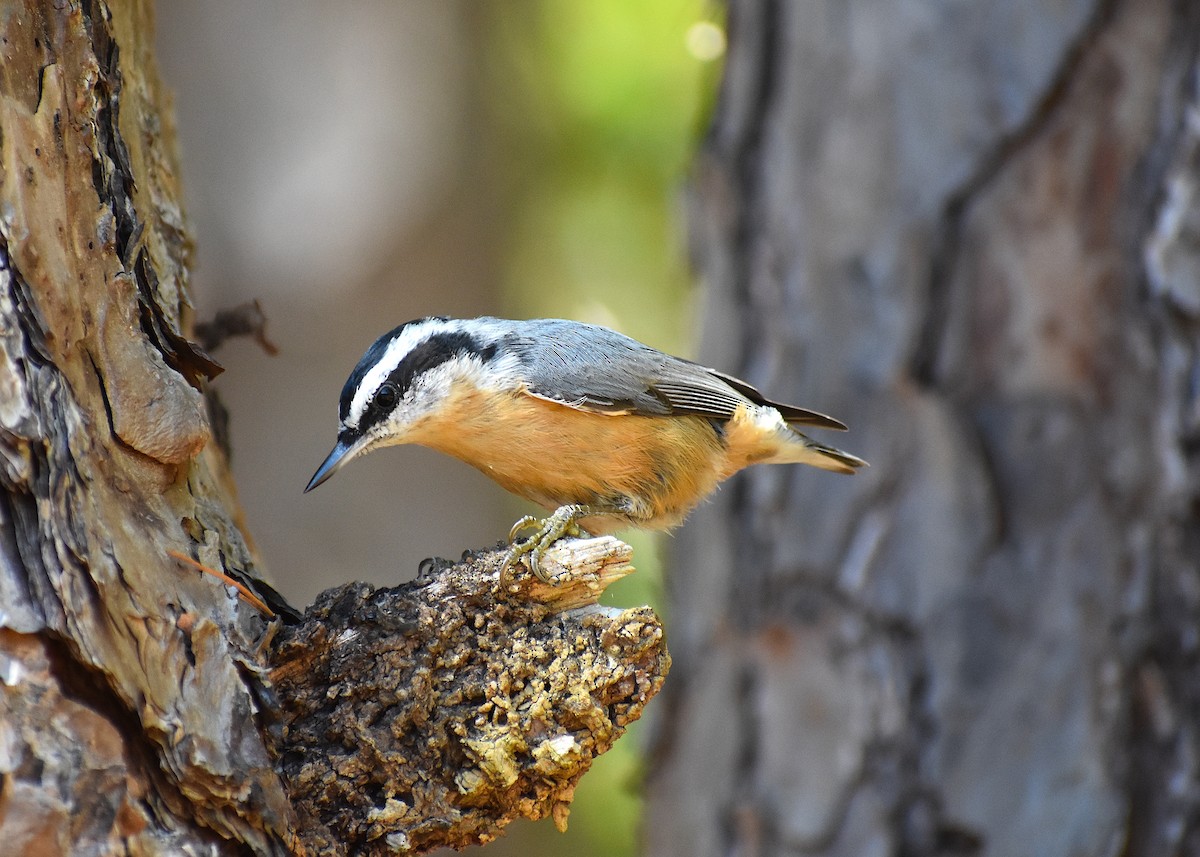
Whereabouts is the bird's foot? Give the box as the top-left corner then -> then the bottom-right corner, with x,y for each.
499,504 -> 595,586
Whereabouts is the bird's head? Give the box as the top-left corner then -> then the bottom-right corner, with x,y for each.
304,317 -> 501,492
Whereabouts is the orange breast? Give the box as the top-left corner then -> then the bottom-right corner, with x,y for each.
407,387 -> 732,531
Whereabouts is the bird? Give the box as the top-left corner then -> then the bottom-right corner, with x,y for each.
305,316 -> 866,584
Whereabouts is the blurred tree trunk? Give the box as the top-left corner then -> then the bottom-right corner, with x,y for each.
0,1 -> 296,853
646,1 -> 1200,856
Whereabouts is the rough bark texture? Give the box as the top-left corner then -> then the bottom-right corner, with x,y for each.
0,3 -> 667,854
0,1 -> 294,852
646,1 -> 1200,856
269,537 -> 666,855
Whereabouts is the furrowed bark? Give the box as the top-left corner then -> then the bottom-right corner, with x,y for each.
0,2 -> 667,854
646,1 -> 1200,856
0,1 -> 293,851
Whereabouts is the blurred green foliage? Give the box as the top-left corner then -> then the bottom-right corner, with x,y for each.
471,2 -> 721,855
486,0 -> 722,355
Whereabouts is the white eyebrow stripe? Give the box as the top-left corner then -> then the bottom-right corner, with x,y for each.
345,319 -> 446,428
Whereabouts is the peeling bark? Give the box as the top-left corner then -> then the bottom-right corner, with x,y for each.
0,3 -> 667,854
0,2 -> 293,852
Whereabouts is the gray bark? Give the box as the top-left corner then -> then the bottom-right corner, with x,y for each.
646,1 -> 1200,855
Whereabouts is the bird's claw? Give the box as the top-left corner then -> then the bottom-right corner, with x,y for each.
507,515 -> 540,543
498,504 -> 592,587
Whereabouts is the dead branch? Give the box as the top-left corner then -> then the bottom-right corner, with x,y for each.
267,536 -> 670,855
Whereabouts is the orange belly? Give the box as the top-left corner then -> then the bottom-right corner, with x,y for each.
406,387 -> 733,531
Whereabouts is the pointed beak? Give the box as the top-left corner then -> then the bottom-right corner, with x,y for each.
305,437 -> 364,493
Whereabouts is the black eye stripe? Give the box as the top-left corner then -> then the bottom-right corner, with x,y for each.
339,321 -> 412,424
344,329 -> 497,434
360,383 -> 398,427
383,333 -> 476,399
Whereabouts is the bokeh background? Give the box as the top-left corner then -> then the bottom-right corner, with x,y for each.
156,2 -> 722,854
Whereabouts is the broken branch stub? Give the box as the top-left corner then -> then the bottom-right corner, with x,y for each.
267,536 -> 669,855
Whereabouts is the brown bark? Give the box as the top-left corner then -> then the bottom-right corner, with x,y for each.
0,3 -> 666,854
645,1 -> 1200,856
269,537 -> 666,855
0,1 -> 291,851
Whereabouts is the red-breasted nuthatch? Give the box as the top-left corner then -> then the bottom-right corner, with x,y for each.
306,317 -> 866,582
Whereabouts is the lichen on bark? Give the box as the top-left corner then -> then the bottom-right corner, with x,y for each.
269,536 -> 669,855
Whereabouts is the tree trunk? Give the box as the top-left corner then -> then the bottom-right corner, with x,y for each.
0,1 -> 293,851
0,3 -> 666,854
646,1 -> 1200,856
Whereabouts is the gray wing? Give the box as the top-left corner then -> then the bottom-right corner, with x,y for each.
503,319 -> 846,431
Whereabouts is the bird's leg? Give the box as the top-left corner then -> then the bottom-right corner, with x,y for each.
500,503 -> 618,586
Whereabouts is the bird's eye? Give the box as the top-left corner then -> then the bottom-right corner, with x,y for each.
375,383 -> 398,410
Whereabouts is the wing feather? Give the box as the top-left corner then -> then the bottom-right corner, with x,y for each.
504,319 -> 845,430
704,368 -> 847,430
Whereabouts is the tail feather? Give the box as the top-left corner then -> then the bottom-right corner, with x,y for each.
774,435 -> 868,474
727,403 -> 867,474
